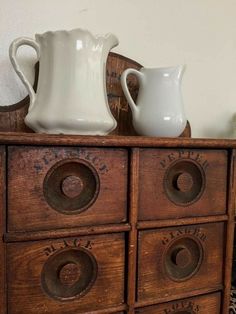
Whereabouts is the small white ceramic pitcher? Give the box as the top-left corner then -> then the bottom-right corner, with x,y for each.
9,28 -> 118,135
121,66 -> 187,137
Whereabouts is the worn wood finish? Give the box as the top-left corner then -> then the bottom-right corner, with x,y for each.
135,292 -> 221,313
0,139 -> 234,313
7,233 -> 125,314
137,222 -> 224,304
222,149 -> 236,314
138,149 -> 228,220
4,223 -> 131,243
0,147 -> 5,314
8,146 -> 127,232
3,133 -> 236,148
127,148 -> 140,314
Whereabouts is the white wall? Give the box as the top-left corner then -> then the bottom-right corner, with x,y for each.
1,0 -> 236,138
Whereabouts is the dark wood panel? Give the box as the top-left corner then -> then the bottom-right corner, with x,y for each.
7,233 -> 125,314
138,149 -> 227,220
8,146 -> 127,232
0,147 -> 6,314
222,149 -> 236,314
127,148 -> 140,313
135,292 -> 221,313
137,222 -> 224,304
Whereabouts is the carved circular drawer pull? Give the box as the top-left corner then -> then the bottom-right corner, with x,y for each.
41,248 -> 98,300
61,176 -> 84,198
59,262 -> 81,286
171,247 -> 192,268
174,172 -> 193,192
44,159 -> 100,214
164,160 -> 205,205
164,237 -> 203,281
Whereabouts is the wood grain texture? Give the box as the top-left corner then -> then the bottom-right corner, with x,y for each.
4,223 -> 131,243
1,133 -> 236,148
7,233 -> 125,314
138,149 -> 228,220
0,147 -> 6,314
222,149 -> 236,314
0,135 -> 233,313
137,222 -> 224,304
127,149 -> 140,314
135,292 -> 221,313
8,146 -> 128,232
137,215 -> 228,229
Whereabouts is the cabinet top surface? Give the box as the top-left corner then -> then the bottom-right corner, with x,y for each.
0,132 -> 236,148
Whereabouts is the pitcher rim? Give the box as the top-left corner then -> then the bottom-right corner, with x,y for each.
140,65 -> 186,72
35,27 -> 118,41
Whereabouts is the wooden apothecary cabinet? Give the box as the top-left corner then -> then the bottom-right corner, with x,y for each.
0,53 -> 234,313
0,134 -> 235,314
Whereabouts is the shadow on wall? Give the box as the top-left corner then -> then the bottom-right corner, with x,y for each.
202,117 -> 235,139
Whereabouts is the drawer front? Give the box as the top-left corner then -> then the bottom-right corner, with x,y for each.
135,292 -> 221,313
137,222 -> 224,303
138,149 -> 227,220
8,146 -> 127,232
7,233 -> 125,314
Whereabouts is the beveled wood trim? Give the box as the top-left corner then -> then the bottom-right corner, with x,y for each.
4,223 -> 131,243
83,303 -> 127,313
0,133 -> 236,147
0,147 -> 6,314
222,149 -> 236,313
137,215 -> 228,230
134,285 -> 223,309
127,148 -> 140,314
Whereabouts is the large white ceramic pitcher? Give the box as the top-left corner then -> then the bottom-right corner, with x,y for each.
9,28 -> 119,135
121,66 -> 187,137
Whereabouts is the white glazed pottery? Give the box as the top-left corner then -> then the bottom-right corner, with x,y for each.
9,28 -> 119,135
121,66 -> 187,137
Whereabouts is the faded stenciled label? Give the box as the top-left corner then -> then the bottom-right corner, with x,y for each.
32,148 -> 109,174
163,300 -> 200,313
43,238 -> 93,257
159,150 -> 209,171
161,227 -> 207,245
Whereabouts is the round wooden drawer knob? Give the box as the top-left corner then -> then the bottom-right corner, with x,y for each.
175,172 -> 193,192
59,262 -> 81,286
61,176 -> 84,198
171,247 -> 192,268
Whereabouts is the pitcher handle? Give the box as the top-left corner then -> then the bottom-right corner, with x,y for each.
9,37 -> 40,111
121,68 -> 144,117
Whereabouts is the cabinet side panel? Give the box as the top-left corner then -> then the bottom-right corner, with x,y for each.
222,149 -> 236,313
0,146 -> 6,314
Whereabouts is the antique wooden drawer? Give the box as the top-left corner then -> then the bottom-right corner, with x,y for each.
7,233 -> 125,314
138,149 -> 227,220
8,146 -> 128,232
135,292 -> 221,313
137,222 -> 224,303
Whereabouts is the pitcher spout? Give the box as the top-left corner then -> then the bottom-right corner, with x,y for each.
97,33 -> 119,59
174,65 -> 186,82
